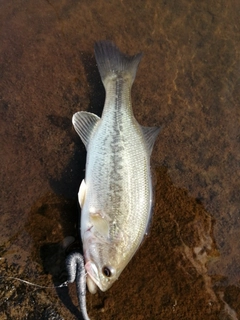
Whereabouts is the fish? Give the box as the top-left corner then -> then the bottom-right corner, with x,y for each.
67,40 -> 160,317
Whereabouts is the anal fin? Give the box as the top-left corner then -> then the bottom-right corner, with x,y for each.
72,111 -> 100,149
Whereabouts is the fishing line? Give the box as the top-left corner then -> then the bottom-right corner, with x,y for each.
0,271 -> 88,289
0,275 -> 69,289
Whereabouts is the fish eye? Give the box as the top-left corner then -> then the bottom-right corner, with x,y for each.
102,266 -> 112,277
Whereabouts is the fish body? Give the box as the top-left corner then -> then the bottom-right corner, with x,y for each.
72,41 -> 160,293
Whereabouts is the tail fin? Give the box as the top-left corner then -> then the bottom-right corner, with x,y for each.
94,40 -> 143,86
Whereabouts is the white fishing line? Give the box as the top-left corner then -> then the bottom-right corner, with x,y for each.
0,276 -> 68,289
0,271 -> 88,289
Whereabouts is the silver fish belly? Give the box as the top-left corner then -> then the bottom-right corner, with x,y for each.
72,41 -> 160,294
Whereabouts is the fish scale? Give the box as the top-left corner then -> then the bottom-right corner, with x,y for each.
67,40 -> 160,320
81,69 -> 154,283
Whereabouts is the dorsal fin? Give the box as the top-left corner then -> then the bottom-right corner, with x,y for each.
141,125 -> 161,155
72,111 -> 100,148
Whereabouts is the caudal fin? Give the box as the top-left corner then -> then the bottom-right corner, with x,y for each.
94,40 -> 142,86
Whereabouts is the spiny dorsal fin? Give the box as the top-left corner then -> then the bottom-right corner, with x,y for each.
141,125 -> 161,155
72,111 -> 100,149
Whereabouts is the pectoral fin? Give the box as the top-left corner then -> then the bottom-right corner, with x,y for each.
78,179 -> 86,208
141,125 -> 162,155
90,212 -> 109,238
72,111 -> 100,148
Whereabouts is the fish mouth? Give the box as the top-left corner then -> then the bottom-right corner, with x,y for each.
85,260 -> 111,292
86,272 -> 98,294
85,260 -> 101,292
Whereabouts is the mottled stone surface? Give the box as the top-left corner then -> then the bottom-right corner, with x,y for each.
0,0 -> 239,319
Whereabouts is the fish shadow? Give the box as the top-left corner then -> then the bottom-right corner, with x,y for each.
48,49 -> 105,198
40,240 -> 85,319
44,49 -> 105,317
81,50 -> 105,117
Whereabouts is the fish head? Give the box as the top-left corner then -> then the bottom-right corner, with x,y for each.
83,233 -> 128,292
85,258 -> 118,292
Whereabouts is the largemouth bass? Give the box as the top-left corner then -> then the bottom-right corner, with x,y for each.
69,41 -> 160,302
